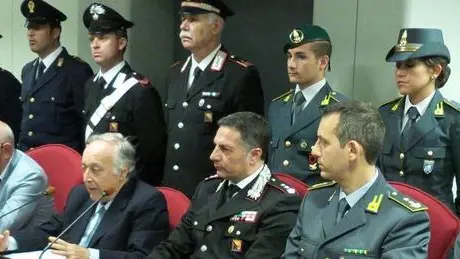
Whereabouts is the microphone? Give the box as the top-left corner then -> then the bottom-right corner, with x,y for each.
0,186 -> 55,220
38,190 -> 108,259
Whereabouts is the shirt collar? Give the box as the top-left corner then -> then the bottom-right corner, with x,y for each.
295,78 -> 326,103
39,46 -> 63,71
339,168 -> 379,208
230,163 -> 265,190
94,60 -> 126,87
96,198 -> 113,212
191,44 -> 222,72
404,90 -> 436,117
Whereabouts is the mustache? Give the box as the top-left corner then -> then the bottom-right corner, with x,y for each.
179,31 -> 192,38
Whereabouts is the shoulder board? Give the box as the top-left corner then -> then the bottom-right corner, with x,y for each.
205,174 -> 222,181
267,177 -> 297,195
388,191 -> 427,212
229,55 -> 253,68
71,55 -> 86,63
444,99 -> 460,112
272,89 -> 294,102
170,60 -> 183,68
329,91 -> 342,102
132,72 -> 152,87
308,181 -> 337,191
380,97 -> 403,108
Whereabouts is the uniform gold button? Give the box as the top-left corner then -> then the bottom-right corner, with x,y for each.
182,102 -> 188,108
399,170 -> 404,176
427,150 -> 433,156
30,97 -> 35,103
206,225 -> 213,232
173,165 -> 179,171
174,143 -> 180,150
28,131 -> 33,136
283,160 -> 290,166
236,230 -> 241,235
200,245 -> 207,252
300,248 -> 305,252
28,114 -> 34,119
285,141 -> 291,148
193,221 -> 198,226
178,122 -> 184,128
399,153 -> 404,159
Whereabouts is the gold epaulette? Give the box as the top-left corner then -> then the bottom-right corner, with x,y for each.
388,191 -> 427,212
379,97 -> 403,110
229,55 -> 253,68
308,181 -> 337,191
271,89 -> 294,102
444,99 -> 460,112
329,91 -> 341,102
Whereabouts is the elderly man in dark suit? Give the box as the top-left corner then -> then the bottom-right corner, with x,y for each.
163,0 -> 264,197
18,0 -> 93,153
0,133 -> 169,259
283,101 -> 429,258
268,24 -> 348,186
149,112 -> 300,259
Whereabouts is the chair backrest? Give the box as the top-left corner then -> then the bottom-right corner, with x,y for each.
26,144 -> 83,213
157,187 -> 191,229
273,173 -> 309,197
389,181 -> 460,259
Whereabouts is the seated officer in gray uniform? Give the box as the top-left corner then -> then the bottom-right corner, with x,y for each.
378,28 -> 460,214
268,24 -> 348,186
283,101 -> 430,258
149,112 -> 301,259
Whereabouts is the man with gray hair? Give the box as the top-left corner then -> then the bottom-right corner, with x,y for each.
0,132 -> 169,259
150,112 -> 300,258
0,120 -> 49,232
163,0 -> 264,198
282,101 -> 430,258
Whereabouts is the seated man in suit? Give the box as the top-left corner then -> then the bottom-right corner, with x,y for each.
0,120 -> 51,233
0,132 -> 169,259
149,112 -> 301,259
282,101 -> 430,258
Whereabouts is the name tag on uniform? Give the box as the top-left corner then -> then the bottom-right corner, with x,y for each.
230,211 -> 258,223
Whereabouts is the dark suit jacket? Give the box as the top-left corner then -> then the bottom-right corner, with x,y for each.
268,83 -> 348,185
19,47 -> 93,152
162,47 -> 264,197
283,172 -> 430,258
14,179 -> 170,259
378,90 -> 460,213
0,68 -> 22,140
84,63 -> 167,186
149,170 -> 301,259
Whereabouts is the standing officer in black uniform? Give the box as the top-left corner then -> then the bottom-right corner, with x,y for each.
268,25 -> 348,185
18,0 -> 93,152
378,28 -> 460,214
163,0 -> 264,197
83,3 -> 166,186
149,112 -> 300,259
0,34 -> 22,140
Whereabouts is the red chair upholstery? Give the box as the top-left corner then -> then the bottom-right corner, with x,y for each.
26,144 -> 83,213
157,187 -> 191,229
273,173 -> 309,197
389,181 -> 460,259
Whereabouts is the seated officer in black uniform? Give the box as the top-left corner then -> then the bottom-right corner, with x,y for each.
268,24 -> 348,186
0,34 -> 22,140
283,101 -> 429,258
149,112 -> 301,259
378,28 -> 460,214
18,0 -> 93,152
163,0 -> 264,198
82,3 -> 167,186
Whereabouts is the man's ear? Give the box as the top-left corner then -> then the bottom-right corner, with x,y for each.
118,37 -> 128,51
347,140 -> 360,161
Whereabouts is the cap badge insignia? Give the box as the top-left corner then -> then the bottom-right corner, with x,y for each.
289,29 -> 304,44
399,30 -> 408,47
28,1 -> 35,14
90,4 -> 106,21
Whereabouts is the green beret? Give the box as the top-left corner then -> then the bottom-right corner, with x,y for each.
283,25 -> 331,53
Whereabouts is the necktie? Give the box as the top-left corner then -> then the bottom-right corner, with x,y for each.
400,106 -> 420,150
336,198 -> 350,224
36,61 -> 46,79
292,91 -> 306,124
79,205 -> 107,248
96,76 -> 107,89
225,184 -> 240,202
188,67 -> 202,90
